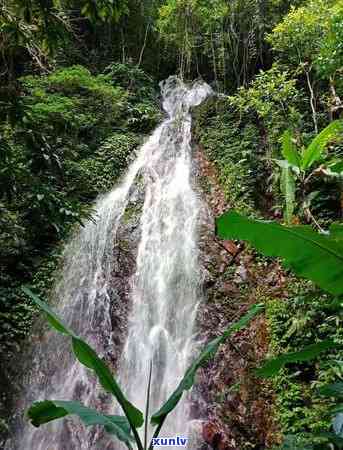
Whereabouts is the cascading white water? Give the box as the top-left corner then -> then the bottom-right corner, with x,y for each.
11,76 -> 212,450
117,77 -> 212,444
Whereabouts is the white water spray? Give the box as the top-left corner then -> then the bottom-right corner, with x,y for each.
11,76 -> 212,450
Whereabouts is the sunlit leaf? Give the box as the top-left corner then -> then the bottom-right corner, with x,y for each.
277,434 -> 314,450
330,223 -> 343,242
332,404 -> 343,415
280,164 -> 295,224
314,431 -> 343,447
319,382 -> 343,399
22,286 -> 75,336
216,211 -> 343,296
327,159 -> 343,173
282,130 -> 301,168
28,400 -> 133,448
301,120 -> 343,170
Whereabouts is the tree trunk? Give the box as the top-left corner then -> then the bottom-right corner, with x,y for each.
329,76 -> 343,120
137,23 -> 150,68
305,67 -> 318,134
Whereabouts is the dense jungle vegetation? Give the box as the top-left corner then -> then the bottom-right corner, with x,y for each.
0,0 -> 343,448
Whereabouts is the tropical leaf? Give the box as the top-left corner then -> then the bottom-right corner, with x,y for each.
255,340 -> 335,378
314,432 -> 343,448
282,130 -> 301,168
28,400 -> 133,448
302,191 -> 320,211
301,120 -> 343,170
22,287 -> 144,430
327,159 -> 343,173
277,434 -> 314,450
330,223 -> 343,241
216,211 -> 343,296
28,400 -> 68,425
22,286 -> 75,336
278,432 -> 343,449
150,303 -> 264,425
319,382 -> 343,399
280,164 -> 296,225
332,404 -> 343,415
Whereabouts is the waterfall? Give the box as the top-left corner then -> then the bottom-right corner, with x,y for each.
11,76 -> 212,450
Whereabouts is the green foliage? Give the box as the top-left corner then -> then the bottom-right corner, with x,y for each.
193,98 -> 260,213
0,245 -> 62,438
267,1 -> 330,67
217,211 -> 343,446
0,0 -> 69,70
23,287 -> 263,449
276,433 -> 343,450
267,0 -> 343,131
0,63 -> 157,254
0,63 -> 159,435
104,63 -> 161,132
158,0 -> 228,77
72,133 -> 141,196
188,1 -> 343,446
276,121 -> 343,225
105,63 -> 156,98
0,65 -> 133,263
229,65 -> 303,144
316,2 -> 343,84
21,66 -> 128,133
269,0 -> 343,99
279,162 -> 296,225
276,435 -> 312,450
28,400 -> 133,447
1,0 -> 343,447
266,290 -> 343,446
282,130 -> 301,168
319,382 -> 343,399
157,0 -> 297,87
301,121 -> 343,171
216,210 -> 343,295
79,0 -> 129,24
256,340 -> 335,378
227,64 -> 306,212
0,0 -> 130,84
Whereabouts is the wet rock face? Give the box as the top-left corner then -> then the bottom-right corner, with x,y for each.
202,421 -> 236,450
108,201 -> 142,367
193,146 -> 282,450
98,186 -> 145,372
